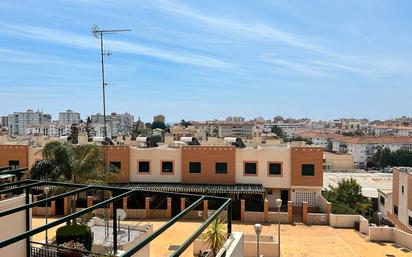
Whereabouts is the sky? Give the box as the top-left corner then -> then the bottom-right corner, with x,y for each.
0,0 -> 411,123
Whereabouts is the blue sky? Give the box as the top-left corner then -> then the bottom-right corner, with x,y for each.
0,0 -> 411,122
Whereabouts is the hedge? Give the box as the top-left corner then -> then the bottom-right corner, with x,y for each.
56,224 -> 92,251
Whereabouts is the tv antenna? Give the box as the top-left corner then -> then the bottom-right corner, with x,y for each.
91,24 -> 131,166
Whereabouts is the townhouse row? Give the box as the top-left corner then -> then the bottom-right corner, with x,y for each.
0,143 -> 324,209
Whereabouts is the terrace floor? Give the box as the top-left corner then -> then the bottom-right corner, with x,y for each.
32,218 -> 412,257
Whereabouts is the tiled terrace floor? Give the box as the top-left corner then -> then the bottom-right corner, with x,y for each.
32,218 -> 412,257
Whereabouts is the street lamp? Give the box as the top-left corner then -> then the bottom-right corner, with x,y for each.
377,212 -> 382,227
44,187 -> 51,244
275,199 -> 282,257
367,197 -> 371,218
254,223 -> 262,257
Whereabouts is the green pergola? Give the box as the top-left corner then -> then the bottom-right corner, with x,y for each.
0,178 -> 232,257
112,182 -> 265,194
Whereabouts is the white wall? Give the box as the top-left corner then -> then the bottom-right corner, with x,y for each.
235,147 -> 291,189
329,214 -> 369,235
0,195 -> 31,257
243,234 -> 278,257
129,147 -> 181,182
369,227 -> 412,250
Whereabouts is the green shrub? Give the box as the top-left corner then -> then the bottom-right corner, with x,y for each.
332,202 -> 357,215
56,224 -> 92,251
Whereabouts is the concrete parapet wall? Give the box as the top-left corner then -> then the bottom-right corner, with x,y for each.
307,213 -> 328,225
243,211 -> 264,223
369,227 -> 412,250
267,212 -> 289,224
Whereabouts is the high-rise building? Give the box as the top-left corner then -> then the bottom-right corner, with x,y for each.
59,110 -> 80,125
7,109 -> 51,135
0,116 -> 8,127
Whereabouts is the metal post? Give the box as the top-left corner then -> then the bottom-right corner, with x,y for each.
257,234 -> 260,257
100,32 -> 108,166
118,215 -> 120,232
45,201 -> 48,244
278,206 -> 281,257
227,200 -> 232,237
113,201 -> 117,253
128,226 -> 130,242
25,188 -> 30,257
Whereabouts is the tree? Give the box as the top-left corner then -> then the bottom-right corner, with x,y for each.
85,117 -> 95,142
326,139 -> 333,151
28,141 -> 114,184
180,119 -> 192,128
28,141 -> 117,224
69,124 -> 79,144
271,125 -> 285,139
323,178 -> 369,215
202,218 -> 227,256
151,121 -> 166,130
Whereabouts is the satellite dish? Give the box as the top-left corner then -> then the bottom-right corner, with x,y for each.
116,209 -> 126,221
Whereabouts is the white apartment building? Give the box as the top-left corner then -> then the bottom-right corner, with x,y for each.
59,110 -> 80,125
7,109 -> 51,135
342,137 -> 412,168
194,122 -> 253,138
91,112 -> 134,137
371,125 -> 412,137
92,123 -> 111,138
217,123 -> 253,138
26,122 -> 71,136
226,116 -> 245,123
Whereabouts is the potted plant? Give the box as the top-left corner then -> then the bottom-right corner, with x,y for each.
202,218 -> 227,257
57,240 -> 86,257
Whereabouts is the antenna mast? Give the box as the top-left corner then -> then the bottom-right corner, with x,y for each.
91,25 -> 131,167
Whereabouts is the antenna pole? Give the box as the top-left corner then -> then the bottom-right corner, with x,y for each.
99,31 -> 108,167
92,25 -> 131,168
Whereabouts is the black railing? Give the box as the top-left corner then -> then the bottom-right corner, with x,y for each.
30,242 -> 110,257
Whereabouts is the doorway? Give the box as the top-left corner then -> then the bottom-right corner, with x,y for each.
280,190 -> 289,206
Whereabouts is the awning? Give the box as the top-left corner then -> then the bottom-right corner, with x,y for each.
111,183 -> 265,195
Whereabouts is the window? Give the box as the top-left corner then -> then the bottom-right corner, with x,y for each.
379,196 -> 385,206
244,162 -> 257,175
409,216 -> 412,227
161,161 -> 173,173
110,161 -> 121,172
189,162 -> 201,173
138,161 -> 150,173
9,160 -> 19,169
215,162 -> 228,174
268,163 -> 282,175
401,186 -> 404,195
266,189 -> 273,195
301,164 -> 315,176
295,192 -> 316,207
394,205 -> 398,216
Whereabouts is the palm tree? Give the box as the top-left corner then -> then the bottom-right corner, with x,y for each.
28,141 -> 118,223
29,141 -> 115,184
202,218 -> 227,256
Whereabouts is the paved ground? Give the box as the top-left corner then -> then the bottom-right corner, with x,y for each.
32,218 -> 412,257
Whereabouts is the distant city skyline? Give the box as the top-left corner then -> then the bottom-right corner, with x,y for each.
1,108 -> 410,124
1,1 -> 412,121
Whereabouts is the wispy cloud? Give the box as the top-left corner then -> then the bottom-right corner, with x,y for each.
149,0 -> 330,54
264,56 -> 373,78
0,23 -> 235,71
